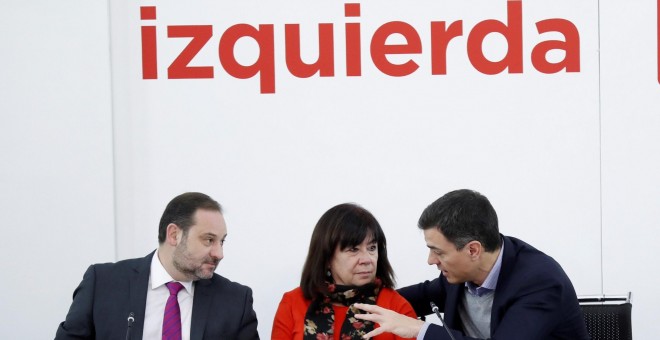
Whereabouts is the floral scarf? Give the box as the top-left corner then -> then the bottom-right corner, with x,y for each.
303,279 -> 382,340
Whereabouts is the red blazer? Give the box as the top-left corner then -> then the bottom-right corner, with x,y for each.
272,286 -> 416,340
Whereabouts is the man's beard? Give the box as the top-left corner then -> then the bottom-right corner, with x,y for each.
172,238 -> 220,280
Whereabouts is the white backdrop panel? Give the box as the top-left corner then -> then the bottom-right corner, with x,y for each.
0,1 -> 115,339
600,0 -> 660,337
110,1 -> 601,338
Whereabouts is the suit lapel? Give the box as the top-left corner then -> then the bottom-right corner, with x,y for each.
444,282 -> 463,329
190,277 -> 214,340
490,235 -> 514,333
128,252 -> 153,339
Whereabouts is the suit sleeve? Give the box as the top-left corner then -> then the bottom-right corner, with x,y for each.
271,292 -> 295,340
237,286 -> 260,340
423,272 -> 569,340
54,265 -> 96,339
397,277 -> 444,318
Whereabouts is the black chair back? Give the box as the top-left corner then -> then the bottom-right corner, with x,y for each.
578,293 -> 632,340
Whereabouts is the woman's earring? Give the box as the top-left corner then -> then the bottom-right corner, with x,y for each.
326,269 -> 331,278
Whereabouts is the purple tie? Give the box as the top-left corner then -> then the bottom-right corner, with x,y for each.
163,282 -> 184,340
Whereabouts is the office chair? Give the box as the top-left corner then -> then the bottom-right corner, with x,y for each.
578,292 -> 632,340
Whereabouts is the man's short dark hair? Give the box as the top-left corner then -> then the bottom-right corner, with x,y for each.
157,192 -> 222,244
300,203 -> 396,299
418,189 -> 501,252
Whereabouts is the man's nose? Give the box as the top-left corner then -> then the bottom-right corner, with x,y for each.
210,243 -> 223,260
428,251 -> 439,266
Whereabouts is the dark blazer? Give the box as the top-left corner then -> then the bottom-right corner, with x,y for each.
398,235 -> 588,340
55,251 -> 259,339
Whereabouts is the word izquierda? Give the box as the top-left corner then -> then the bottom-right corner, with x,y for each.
140,1 -> 580,94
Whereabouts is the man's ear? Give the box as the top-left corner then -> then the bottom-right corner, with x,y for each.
166,223 -> 182,246
466,240 -> 483,259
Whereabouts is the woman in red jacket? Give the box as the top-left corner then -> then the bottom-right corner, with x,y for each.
272,203 -> 417,340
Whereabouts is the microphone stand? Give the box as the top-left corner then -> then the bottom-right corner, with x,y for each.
430,302 -> 457,340
125,312 -> 135,340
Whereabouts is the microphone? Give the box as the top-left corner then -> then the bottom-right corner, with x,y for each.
430,302 -> 457,340
125,312 -> 135,340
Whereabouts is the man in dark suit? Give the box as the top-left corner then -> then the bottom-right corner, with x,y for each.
354,189 -> 588,339
55,192 -> 259,339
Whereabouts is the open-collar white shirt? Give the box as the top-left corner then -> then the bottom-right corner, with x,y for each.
143,249 -> 195,340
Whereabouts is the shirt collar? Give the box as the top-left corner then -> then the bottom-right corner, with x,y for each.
150,249 -> 194,295
465,239 -> 504,296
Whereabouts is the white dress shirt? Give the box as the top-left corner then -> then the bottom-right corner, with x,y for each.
143,250 -> 195,340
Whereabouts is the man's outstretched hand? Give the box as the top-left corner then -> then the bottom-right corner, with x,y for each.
354,303 -> 424,339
